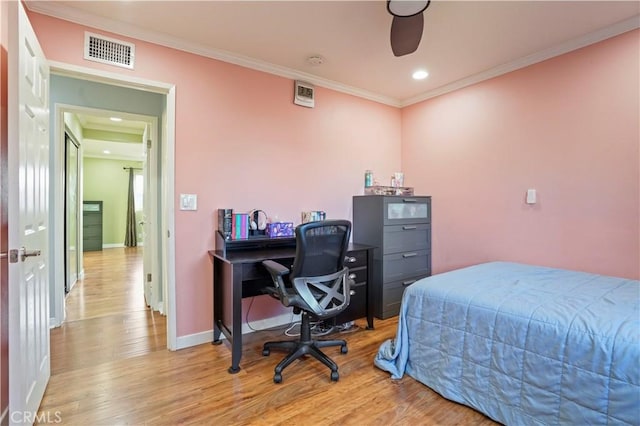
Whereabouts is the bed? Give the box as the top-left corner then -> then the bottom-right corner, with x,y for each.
375,261 -> 640,425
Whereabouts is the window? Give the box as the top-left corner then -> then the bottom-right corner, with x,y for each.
134,173 -> 144,211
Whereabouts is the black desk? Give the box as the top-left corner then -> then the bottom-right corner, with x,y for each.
208,232 -> 374,373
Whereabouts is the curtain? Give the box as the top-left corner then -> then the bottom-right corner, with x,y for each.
124,168 -> 137,247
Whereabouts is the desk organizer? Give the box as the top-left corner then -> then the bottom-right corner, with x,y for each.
266,222 -> 294,238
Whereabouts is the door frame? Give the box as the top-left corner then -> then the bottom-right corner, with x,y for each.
47,60 -> 178,350
63,129 -> 80,294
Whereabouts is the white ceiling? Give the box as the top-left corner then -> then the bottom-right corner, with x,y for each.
28,1 -> 639,106
76,113 -> 147,161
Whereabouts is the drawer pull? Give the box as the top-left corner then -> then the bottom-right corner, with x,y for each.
349,289 -> 356,296
345,256 -> 357,263
403,198 -> 417,203
349,273 -> 357,280
402,225 -> 417,230
402,252 -> 418,258
402,280 -> 417,287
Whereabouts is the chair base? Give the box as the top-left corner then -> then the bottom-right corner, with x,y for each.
263,313 -> 347,383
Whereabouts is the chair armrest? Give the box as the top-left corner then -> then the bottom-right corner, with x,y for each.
262,260 -> 290,277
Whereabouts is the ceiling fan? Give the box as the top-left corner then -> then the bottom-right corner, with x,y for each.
387,0 -> 431,57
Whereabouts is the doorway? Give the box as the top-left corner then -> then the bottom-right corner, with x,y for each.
47,65 -> 177,350
61,107 -> 158,325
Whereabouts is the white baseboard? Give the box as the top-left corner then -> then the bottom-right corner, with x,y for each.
174,312 -> 298,350
175,329 -> 213,350
102,243 -> 145,249
243,312 -> 298,334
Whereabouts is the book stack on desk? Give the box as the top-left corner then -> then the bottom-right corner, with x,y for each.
231,213 -> 249,239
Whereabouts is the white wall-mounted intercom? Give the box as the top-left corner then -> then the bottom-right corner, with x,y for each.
294,80 -> 315,108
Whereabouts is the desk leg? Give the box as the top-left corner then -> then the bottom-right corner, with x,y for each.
212,258 -> 223,345
228,263 -> 243,373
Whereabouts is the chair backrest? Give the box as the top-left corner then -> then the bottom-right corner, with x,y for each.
288,220 -> 352,318
290,220 -> 351,280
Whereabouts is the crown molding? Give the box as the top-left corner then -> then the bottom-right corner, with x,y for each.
25,1 -> 402,108
401,15 -> 640,107
26,2 -> 638,109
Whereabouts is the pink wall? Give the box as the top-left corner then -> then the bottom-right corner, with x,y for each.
25,11 -> 639,340
402,30 -> 639,279
26,12 -> 402,338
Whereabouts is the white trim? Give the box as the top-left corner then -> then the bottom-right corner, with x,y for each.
50,103 -> 156,328
176,330 -> 214,350
49,61 -> 178,351
401,15 -> 640,107
50,105 -> 67,329
102,243 -> 124,249
164,85 -> 177,349
48,60 -> 173,93
26,3 -> 640,108
243,312 -> 299,335
175,313 -> 297,350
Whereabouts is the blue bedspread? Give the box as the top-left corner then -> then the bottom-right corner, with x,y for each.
375,262 -> 640,425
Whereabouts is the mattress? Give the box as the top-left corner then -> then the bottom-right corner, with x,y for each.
375,261 -> 640,425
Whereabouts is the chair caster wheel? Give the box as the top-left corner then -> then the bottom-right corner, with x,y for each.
341,345 -> 348,354
274,373 -> 282,384
331,371 -> 339,382
262,349 -> 270,356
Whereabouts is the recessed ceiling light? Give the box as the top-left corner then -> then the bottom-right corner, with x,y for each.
110,117 -> 122,122
412,70 -> 429,80
103,150 -> 111,154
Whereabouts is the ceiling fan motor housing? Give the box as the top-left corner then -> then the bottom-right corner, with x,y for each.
387,0 -> 431,18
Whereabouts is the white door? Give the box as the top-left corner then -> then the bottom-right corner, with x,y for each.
8,2 -> 50,423
142,124 -> 152,305
142,122 -> 161,313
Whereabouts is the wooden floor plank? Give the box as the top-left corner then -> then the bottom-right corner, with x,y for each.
37,247 -> 497,425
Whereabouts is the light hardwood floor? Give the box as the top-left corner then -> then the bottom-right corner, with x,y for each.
38,247 -> 496,425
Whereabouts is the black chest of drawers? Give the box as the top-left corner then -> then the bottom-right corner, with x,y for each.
353,195 -> 432,319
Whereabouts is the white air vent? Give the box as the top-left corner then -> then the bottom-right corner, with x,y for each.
84,32 -> 135,69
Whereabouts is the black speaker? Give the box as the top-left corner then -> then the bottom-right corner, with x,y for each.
218,209 -> 233,240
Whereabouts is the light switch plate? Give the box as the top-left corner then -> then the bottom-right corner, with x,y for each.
180,194 -> 197,211
526,189 -> 536,204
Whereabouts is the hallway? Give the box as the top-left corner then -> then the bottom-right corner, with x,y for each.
48,247 -> 166,375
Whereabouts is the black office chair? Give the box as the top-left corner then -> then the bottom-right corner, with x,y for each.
262,219 -> 352,383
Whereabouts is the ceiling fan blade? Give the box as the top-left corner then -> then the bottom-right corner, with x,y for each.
390,13 -> 424,57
